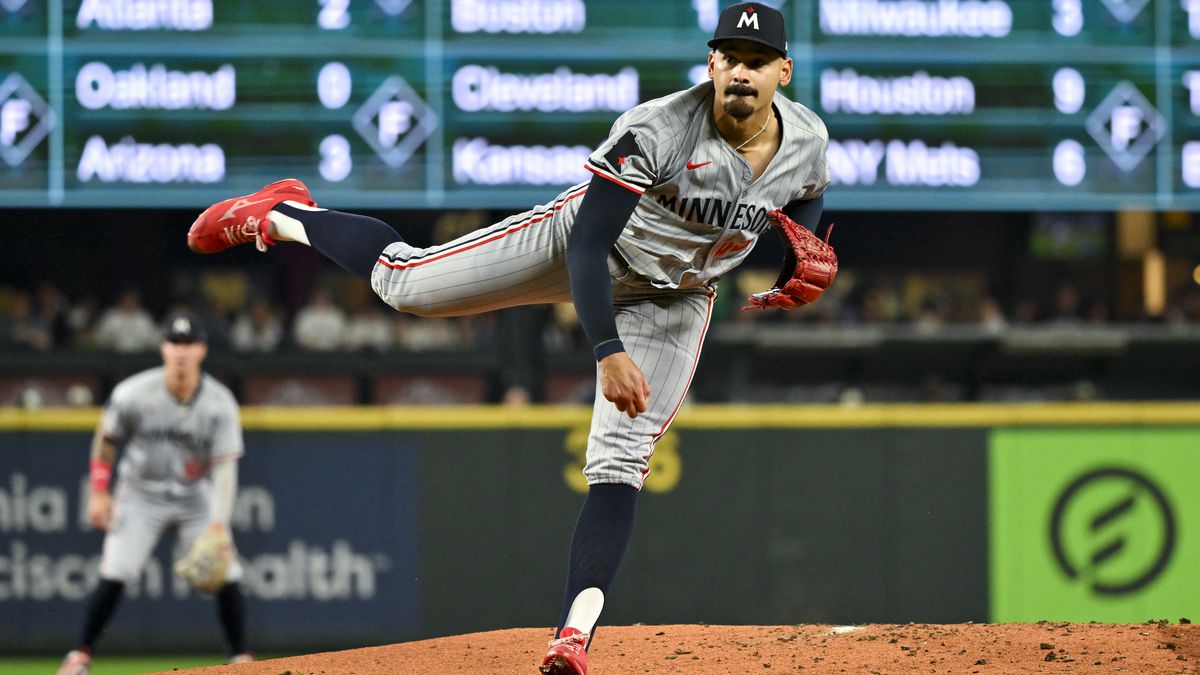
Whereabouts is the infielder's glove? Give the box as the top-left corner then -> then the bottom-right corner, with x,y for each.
174,525 -> 234,593
744,210 -> 838,310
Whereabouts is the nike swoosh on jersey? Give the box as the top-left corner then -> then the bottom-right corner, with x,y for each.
686,160 -> 712,170
219,197 -> 274,221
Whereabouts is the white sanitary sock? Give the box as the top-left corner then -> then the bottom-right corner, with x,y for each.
267,200 -> 326,245
564,587 -> 605,635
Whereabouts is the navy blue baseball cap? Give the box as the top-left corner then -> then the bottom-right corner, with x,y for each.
163,312 -> 207,343
708,2 -> 788,57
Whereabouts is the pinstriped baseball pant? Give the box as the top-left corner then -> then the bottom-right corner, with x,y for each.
370,188 -> 716,489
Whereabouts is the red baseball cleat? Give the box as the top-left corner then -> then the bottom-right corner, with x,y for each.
539,627 -> 588,675
188,179 -> 315,254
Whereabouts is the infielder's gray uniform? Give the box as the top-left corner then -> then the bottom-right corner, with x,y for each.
371,80 -> 829,488
99,367 -> 244,583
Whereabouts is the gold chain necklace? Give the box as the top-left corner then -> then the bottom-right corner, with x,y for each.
733,115 -> 771,151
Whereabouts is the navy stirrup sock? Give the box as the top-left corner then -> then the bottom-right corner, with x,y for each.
273,203 -> 400,283
556,483 -> 639,636
79,578 -> 125,650
216,582 -> 248,656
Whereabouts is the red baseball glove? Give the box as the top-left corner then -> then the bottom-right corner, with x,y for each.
744,210 -> 838,310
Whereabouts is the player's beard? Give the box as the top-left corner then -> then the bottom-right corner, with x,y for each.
722,83 -> 757,119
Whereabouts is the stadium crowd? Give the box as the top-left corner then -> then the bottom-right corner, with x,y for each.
4,268 -> 1200,356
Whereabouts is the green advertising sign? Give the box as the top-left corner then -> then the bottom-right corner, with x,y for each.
989,429 -> 1199,622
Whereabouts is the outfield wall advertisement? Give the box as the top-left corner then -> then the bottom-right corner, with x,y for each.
0,406 -> 1196,653
0,431 -> 423,653
989,429 -> 1200,623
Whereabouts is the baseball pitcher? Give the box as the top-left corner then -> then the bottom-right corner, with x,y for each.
185,3 -> 832,673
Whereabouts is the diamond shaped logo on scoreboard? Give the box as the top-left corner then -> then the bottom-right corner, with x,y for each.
0,0 -> 30,14
0,72 -> 56,167
1098,0 -> 1150,23
1085,81 -> 1164,173
352,76 -> 438,169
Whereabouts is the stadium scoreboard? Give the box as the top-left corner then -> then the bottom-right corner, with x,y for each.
1,0 -> 1199,211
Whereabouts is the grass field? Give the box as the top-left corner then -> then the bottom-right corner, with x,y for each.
0,655 -> 280,674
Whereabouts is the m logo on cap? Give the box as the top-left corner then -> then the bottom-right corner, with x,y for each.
707,2 -> 788,57
737,8 -> 760,30
173,317 -> 191,334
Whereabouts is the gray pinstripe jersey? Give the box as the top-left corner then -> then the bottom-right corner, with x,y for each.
584,80 -> 830,290
365,81 -> 829,488
103,367 -> 243,496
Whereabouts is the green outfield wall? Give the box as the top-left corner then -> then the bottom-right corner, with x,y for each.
0,403 -> 1196,653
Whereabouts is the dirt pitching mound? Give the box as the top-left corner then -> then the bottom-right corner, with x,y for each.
166,621 -> 1198,674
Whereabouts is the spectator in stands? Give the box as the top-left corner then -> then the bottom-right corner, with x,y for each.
502,385 -> 532,407
292,288 -> 346,351
977,296 -> 1008,334
1086,299 -> 1110,325
1011,297 -> 1040,325
912,297 -> 947,335
393,314 -> 460,351
859,282 -> 901,324
1049,284 -> 1083,325
66,293 -> 100,349
1166,286 -> 1200,326
93,289 -> 160,353
1,291 -> 52,352
543,304 -> 587,352
35,282 -> 72,349
230,297 -> 284,353
344,302 -> 394,351
460,314 -> 498,349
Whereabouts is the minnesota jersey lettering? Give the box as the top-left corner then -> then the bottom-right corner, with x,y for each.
653,195 -> 773,233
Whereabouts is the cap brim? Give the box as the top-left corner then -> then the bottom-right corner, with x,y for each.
708,36 -> 787,57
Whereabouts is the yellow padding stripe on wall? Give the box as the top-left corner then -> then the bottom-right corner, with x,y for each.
2,402 -> 1200,431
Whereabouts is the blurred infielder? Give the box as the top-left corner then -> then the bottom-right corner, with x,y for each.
57,313 -> 252,675
186,3 -> 834,673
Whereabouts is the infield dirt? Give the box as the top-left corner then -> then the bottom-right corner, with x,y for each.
164,621 -> 1198,674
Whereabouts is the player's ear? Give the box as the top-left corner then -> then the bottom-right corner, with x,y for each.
778,57 -> 793,87
707,50 -> 716,79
